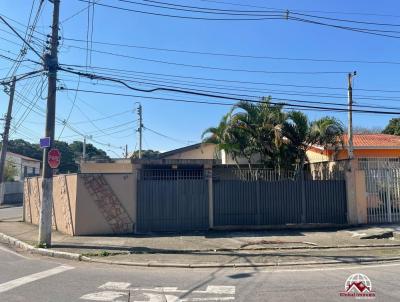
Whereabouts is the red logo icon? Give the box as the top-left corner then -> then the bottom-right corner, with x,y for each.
48,148 -> 61,169
340,273 -> 376,299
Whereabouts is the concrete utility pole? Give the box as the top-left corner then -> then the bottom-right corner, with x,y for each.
38,0 -> 60,246
0,77 -> 16,204
83,136 -> 87,162
347,71 -> 356,160
137,104 -> 143,159
82,135 -> 92,163
125,144 -> 128,158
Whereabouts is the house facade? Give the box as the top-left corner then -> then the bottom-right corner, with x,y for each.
307,134 -> 400,163
6,152 -> 41,181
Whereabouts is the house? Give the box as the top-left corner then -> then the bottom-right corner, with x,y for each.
80,143 -> 222,173
5,152 -> 41,181
307,134 -> 400,163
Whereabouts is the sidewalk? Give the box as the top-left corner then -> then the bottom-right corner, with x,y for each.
1,221 -> 400,266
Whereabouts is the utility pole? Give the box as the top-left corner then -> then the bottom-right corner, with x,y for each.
82,135 -> 92,163
137,104 -> 143,159
83,136 -> 87,162
0,77 -> 16,204
347,71 -> 356,161
38,0 -> 60,246
125,144 -> 128,158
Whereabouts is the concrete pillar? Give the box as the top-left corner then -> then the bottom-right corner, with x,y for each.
345,159 -> 368,225
132,163 -> 141,233
204,165 -> 213,229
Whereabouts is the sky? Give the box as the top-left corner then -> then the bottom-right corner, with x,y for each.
0,0 -> 400,157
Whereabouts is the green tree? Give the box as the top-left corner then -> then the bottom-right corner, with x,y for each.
131,149 -> 160,159
283,112 -> 344,175
203,100 -> 344,173
6,139 -> 42,160
202,113 -> 243,163
382,118 -> 400,135
229,98 -> 285,168
69,141 -> 109,161
4,160 -> 18,181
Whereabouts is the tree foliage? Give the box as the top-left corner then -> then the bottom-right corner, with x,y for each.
382,118 -> 400,136
130,149 -> 160,159
203,98 -> 344,173
1,139 -> 109,174
4,160 -> 18,181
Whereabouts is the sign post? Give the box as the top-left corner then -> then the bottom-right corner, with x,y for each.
40,137 -> 51,149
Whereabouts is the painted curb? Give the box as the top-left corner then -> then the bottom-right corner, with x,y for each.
0,232 -> 81,261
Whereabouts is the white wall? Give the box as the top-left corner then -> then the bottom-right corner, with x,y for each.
6,153 -> 40,181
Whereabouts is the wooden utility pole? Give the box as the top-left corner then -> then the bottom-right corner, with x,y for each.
0,77 -> 16,204
38,0 -> 60,246
347,72 -> 356,161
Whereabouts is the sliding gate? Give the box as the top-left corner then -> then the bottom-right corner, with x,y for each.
136,169 -> 208,232
213,168 -> 347,226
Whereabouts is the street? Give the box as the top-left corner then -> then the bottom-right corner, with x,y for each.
0,243 -> 399,301
0,205 -> 22,222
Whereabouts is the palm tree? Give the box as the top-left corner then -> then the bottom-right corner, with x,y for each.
202,113 -> 241,163
283,111 -> 344,176
203,103 -> 344,175
230,98 -> 285,169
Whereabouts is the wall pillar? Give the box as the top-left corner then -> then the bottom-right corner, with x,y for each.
345,159 -> 367,224
205,165 -> 213,229
133,164 -> 141,233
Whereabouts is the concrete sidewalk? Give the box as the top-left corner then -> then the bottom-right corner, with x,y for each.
1,221 -> 400,266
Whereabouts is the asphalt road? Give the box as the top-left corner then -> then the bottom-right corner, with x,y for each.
0,205 -> 22,222
0,243 -> 399,301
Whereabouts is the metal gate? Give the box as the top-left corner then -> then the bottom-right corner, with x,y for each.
359,158 -> 400,223
213,168 -> 347,226
136,169 -> 208,232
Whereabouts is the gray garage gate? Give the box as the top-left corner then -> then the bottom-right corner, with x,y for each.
136,169 -> 209,232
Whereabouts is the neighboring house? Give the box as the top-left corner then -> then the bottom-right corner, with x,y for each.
80,143 -> 222,173
307,134 -> 400,163
5,152 -> 41,181
158,143 -> 218,160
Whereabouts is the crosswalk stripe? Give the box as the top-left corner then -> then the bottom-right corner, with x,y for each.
0,265 -> 74,293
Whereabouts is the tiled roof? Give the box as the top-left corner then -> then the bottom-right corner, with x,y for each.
342,134 -> 400,147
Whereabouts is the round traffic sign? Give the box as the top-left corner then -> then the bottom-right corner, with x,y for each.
48,148 -> 61,169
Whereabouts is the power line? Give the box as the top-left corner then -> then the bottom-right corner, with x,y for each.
77,0 -> 283,21
196,0 -> 400,19
0,15 -> 43,59
288,16 -> 400,39
57,73 -> 400,112
72,109 -> 133,124
61,63 -> 400,94
61,0 -> 102,23
62,36 -> 400,65
291,11 -> 400,28
58,67 -> 400,114
58,87 -> 400,115
58,67 -> 397,109
144,126 -> 197,144
62,45 -> 348,74
58,70 -> 400,103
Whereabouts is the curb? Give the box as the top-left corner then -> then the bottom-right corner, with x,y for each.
83,256 -> 400,268
0,232 -> 81,261
1,232 -> 400,269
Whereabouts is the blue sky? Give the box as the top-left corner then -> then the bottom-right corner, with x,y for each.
1,0 -> 400,156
